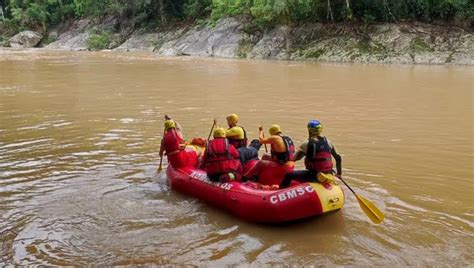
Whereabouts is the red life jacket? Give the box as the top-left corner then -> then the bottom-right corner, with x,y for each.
271,135 -> 295,165
205,138 -> 240,176
227,126 -> 248,149
163,129 -> 183,154
163,129 -> 187,168
258,160 -> 294,186
304,137 -> 333,173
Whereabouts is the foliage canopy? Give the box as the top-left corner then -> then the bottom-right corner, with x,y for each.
0,0 -> 472,32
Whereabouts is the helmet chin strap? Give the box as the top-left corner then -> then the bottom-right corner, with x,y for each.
308,128 -> 322,136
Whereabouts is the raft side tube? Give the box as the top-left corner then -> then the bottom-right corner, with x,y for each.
166,166 -> 345,223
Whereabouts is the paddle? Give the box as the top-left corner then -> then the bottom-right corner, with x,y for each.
259,126 -> 268,153
336,176 -> 385,224
158,156 -> 164,172
158,114 -> 172,172
158,129 -> 166,172
207,119 -> 217,140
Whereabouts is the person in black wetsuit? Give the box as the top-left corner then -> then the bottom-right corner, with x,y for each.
280,120 -> 342,188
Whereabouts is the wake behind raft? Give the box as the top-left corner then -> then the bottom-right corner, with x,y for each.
165,150 -> 345,224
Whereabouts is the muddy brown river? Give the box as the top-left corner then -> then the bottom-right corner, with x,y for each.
0,49 -> 472,265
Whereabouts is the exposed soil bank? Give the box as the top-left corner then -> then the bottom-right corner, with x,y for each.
4,17 -> 474,65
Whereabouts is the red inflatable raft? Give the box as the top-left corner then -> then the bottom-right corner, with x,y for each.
167,165 -> 345,223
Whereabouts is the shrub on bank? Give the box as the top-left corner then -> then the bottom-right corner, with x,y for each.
86,31 -> 111,51
0,19 -> 20,36
0,35 -> 8,47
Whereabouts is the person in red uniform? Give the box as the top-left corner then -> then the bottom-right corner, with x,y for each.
280,120 -> 342,188
159,119 -> 188,168
202,127 -> 242,182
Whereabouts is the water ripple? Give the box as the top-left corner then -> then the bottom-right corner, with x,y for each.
1,50 -> 472,266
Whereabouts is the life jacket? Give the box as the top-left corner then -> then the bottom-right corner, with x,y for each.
205,138 -> 240,175
163,129 -> 187,168
271,135 -> 295,165
258,160 -> 294,186
163,129 -> 183,155
227,126 -> 248,149
304,137 -> 333,173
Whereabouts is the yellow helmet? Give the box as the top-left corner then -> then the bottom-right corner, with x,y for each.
164,120 -> 176,130
226,114 -> 239,125
269,124 -> 282,135
213,127 -> 226,138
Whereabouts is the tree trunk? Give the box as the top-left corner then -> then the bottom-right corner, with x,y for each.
0,4 -> 4,21
383,0 -> 397,22
327,0 -> 334,21
158,0 -> 166,25
345,0 -> 352,20
0,0 -> 4,20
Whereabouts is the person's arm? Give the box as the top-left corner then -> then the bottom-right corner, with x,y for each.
293,150 -> 305,161
293,141 -> 308,161
331,144 -> 342,176
159,138 -> 165,157
259,135 -> 278,145
175,121 -> 182,131
199,152 -> 207,169
258,126 -> 275,144
174,120 -> 185,140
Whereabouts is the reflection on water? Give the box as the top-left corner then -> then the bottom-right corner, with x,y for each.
0,50 -> 473,265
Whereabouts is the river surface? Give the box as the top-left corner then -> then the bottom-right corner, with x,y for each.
0,49 -> 472,266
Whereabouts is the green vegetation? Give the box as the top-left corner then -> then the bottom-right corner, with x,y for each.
86,30 -> 111,50
0,0 -> 213,33
304,48 -> 325,59
0,0 -> 472,36
409,37 -> 434,52
237,41 -> 253,58
210,0 -> 473,25
0,34 -> 8,46
44,31 -> 57,44
296,47 -> 325,59
445,50 -> 455,63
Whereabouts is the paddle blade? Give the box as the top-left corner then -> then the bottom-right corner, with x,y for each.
356,194 -> 385,224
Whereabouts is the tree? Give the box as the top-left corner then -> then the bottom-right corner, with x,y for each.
0,0 -> 5,20
327,0 -> 333,21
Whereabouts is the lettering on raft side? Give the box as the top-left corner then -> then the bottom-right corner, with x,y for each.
188,171 -> 233,190
270,185 -> 315,204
